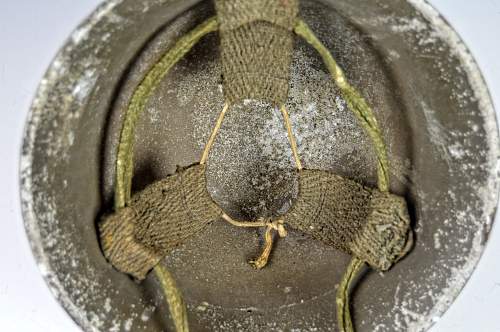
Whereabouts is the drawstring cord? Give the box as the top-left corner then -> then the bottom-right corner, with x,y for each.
222,214 -> 288,269
249,219 -> 288,269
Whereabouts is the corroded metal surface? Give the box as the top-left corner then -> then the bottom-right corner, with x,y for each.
21,0 -> 499,331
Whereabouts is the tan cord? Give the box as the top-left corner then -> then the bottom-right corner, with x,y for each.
250,224 -> 276,269
221,214 -> 287,269
249,219 -> 287,269
200,102 -> 230,165
294,19 -> 392,332
114,16 -> 219,332
222,213 -> 269,228
280,105 -> 303,170
155,265 -> 189,332
217,105 -> 297,268
336,257 -> 365,332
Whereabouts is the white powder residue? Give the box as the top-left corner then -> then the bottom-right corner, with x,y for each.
109,320 -> 121,332
72,0 -> 124,44
448,142 -> 466,159
104,297 -> 112,313
420,101 -> 452,165
433,230 -> 442,250
124,318 -> 133,331
390,17 -> 427,33
140,305 -> 156,322
72,67 -> 98,105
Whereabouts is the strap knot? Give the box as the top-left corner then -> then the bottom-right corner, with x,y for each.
267,218 -> 287,238
248,218 -> 287,269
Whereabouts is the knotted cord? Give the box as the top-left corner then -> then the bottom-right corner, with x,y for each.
201,103 -> 294,270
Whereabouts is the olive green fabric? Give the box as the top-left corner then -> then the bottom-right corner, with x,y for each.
215,0 -> 298,105
349,190 -> 412,271
133,164 -> 221,252
101,165 -> 411,279
215,0 -> 298,30
100,164 -> 221,279
100,208 -> 161,280
285,169 -> 411,271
